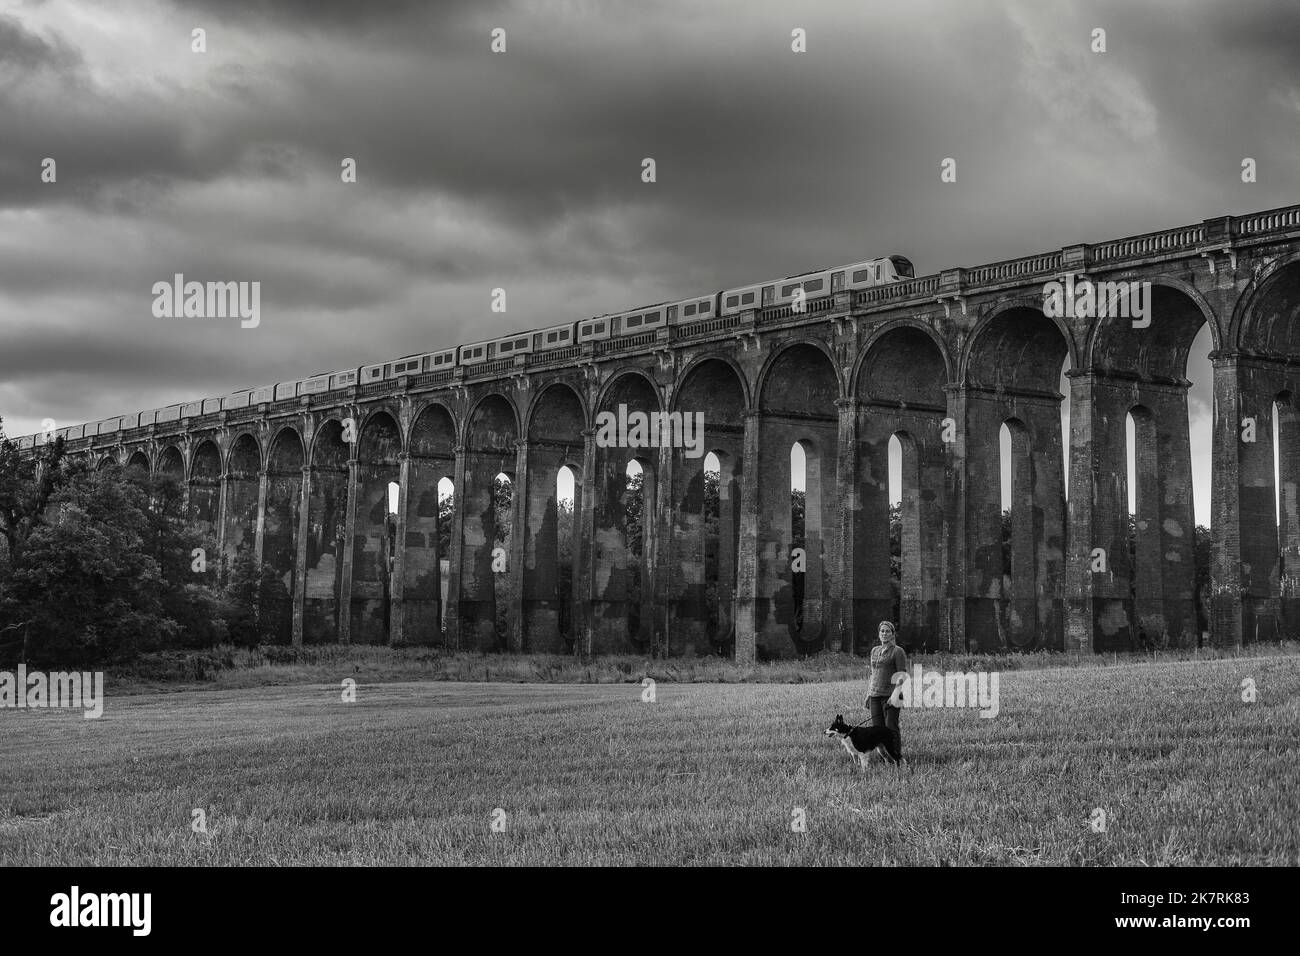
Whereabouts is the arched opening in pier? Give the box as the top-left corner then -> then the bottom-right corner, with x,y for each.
887,431 -> 923,633
624,458 -> 646,650
406,402 -> 457,645
525,382 -> 586,652
190,440 -> 221,539
1227,260 -> 1300,642
155,445 -> 186,518
967,305 -> 1069,651
556,465 -> 577,645
790,441 -> 808,641
223,433 -> 261,573
759,342 -> 837,658
264,427 -> 304,645
857,325 -> 949,652
1090,285 -> 1210,648
592,371 -> 659,654
1272,392 -> 1300,632
352,411 -> 401,645
464,393 -> 519,651
306,419 -> 350,644
438,476 -> 454,634
125,450 -> 150,479
888,434 -> 902,627
672,357 -> 746,655
700,450 -> 737,656
493,470 -> 514,644
997,419 -> 1036,649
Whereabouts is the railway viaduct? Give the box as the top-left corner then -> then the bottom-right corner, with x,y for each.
39,203 -> 1300,658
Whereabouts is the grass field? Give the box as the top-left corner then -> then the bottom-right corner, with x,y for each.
2,654 -> 1298,865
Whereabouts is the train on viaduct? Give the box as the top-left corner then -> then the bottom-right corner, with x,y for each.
15,202 -> 1300,659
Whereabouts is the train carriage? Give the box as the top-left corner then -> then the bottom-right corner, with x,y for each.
533,322 -> 576,351
301,374 -> 331,396
665,295 -> 717,325
577,315 -> 613,343
613,302 -> 668,337
330,369 -> 359,389
382,355 -> 424,378
425,349 -> 457,371
459,341 -> 491,365
492,331 -> 534,359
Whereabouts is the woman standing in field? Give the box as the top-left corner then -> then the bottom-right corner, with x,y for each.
866,620 -> 907,761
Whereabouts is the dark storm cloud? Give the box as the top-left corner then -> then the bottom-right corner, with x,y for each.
0,12 -> 82,72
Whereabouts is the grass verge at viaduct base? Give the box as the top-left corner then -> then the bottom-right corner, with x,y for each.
39,204 -> 1300,659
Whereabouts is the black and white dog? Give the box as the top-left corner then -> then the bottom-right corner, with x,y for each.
823,714 -> 900,769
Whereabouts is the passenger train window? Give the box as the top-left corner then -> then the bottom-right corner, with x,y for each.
595,321 -> 605,332
684,304 -> 696,317
627,315 -> 642,328
501,342 -> 513,352
741,292 -> 755,305
853,268 -> 873,283
646,311 -> 660,323
516,338 -> 527,348
700,301 -> 711,313
804,278 -> 824,293
547,332 -> 558,343
781,284 -> 798,296
762,286 -> 775,305
831,271 -> 844,292
726,295 -> 739,308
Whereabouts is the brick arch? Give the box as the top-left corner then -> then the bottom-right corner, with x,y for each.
1231,252 -> 1300,354
225,431 -> 262,474
755,337 -> 842,410
356,404 -> 403,446
311,418 -> 351,469
465,392 -> 520,455
595,367 -> 662,416
527,381 -> 588,445
853,321 -> 951,407
1085,278 -> 1217,381
408,400 -> 459,456
357,408 -> 402,465
190,439 -> 221,481
672,352 -> 752,413
963,300 -> 1072,392
156,443 -> 185,477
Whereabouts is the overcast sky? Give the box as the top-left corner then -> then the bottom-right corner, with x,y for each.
2,0 -> 1299,524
